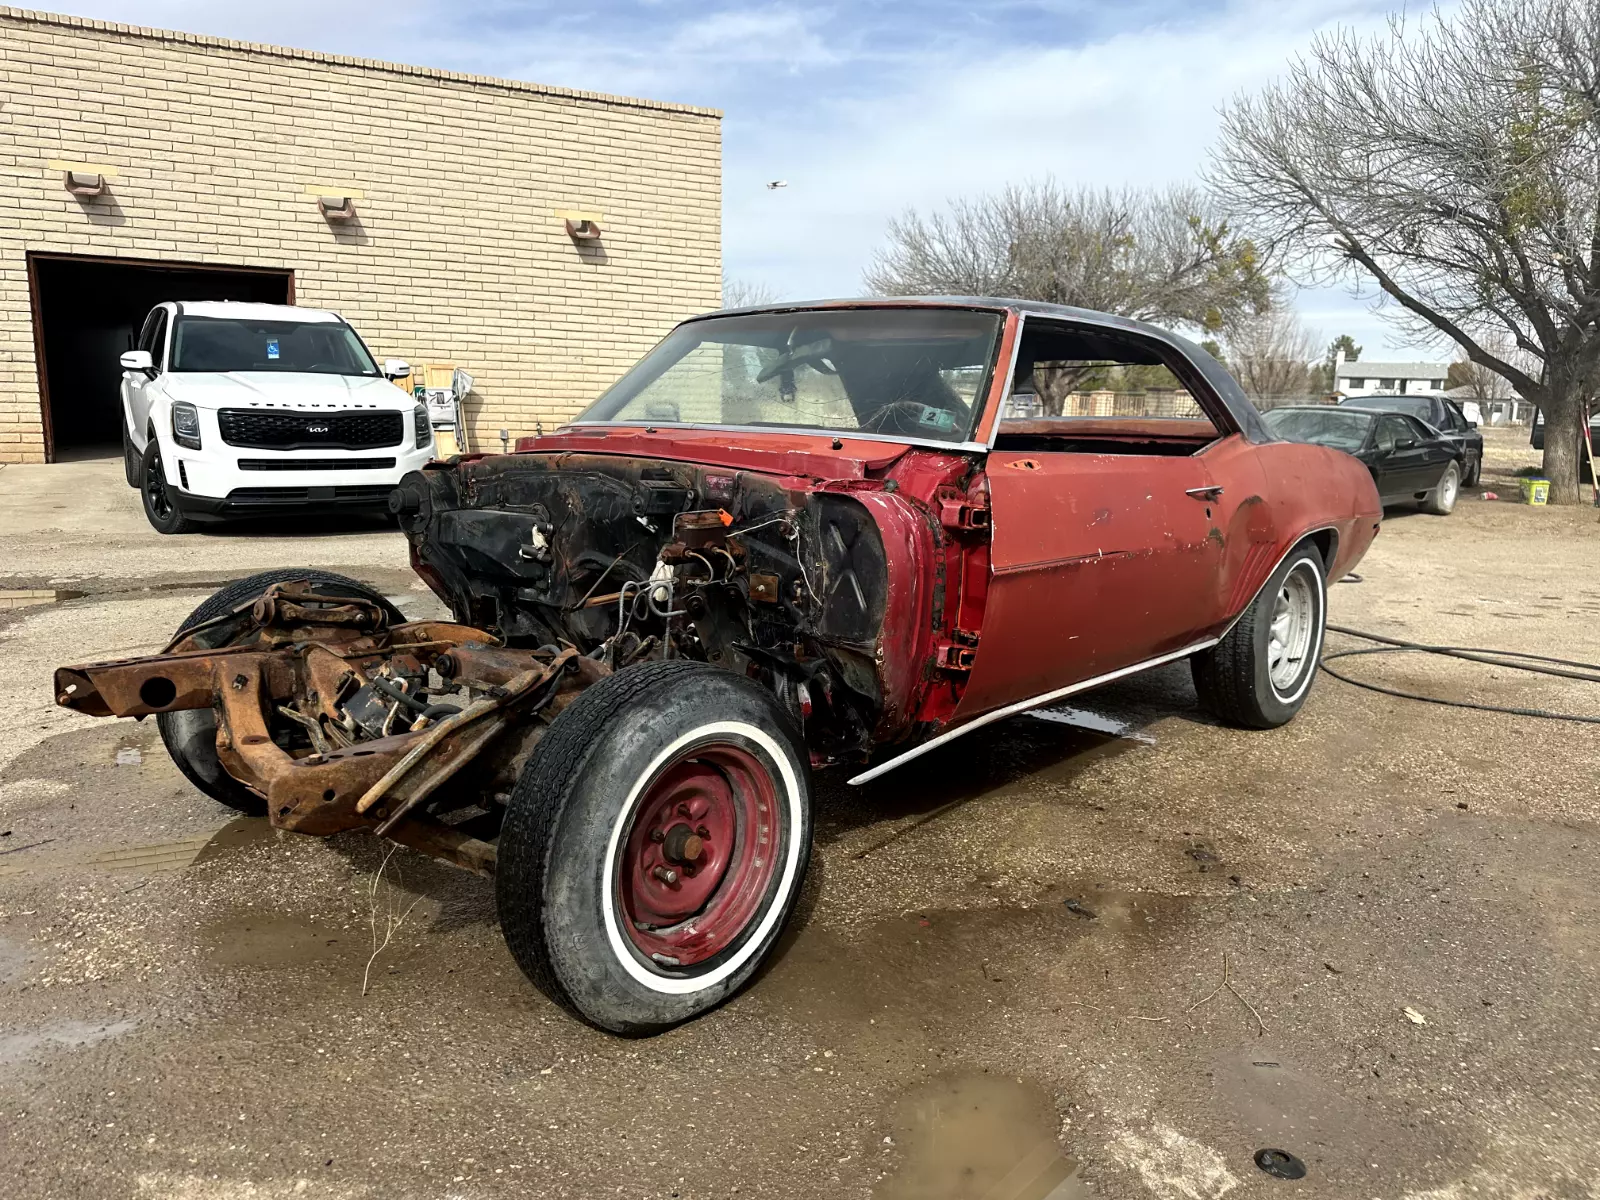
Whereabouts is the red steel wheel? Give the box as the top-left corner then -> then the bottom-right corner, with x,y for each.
617,742 -> 782,968
497,660 -> 813,1034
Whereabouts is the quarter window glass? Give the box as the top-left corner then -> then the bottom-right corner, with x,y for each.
137,310 -> 162,355
149,311 -> 169,371
1376,416 -> 1405,452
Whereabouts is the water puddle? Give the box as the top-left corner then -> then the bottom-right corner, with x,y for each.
1029,705 -> 1156,744
875,1072 -> 1085,1200
0,1017 -> 137,1065
0,933 -> 27,984
0,817 -> 276,879
200,911 -> 351,970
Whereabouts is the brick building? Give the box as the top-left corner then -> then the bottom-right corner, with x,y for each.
0,7 -> 722,463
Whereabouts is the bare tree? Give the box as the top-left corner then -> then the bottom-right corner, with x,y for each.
864,180 -> 1269,333
1210,0 -> 1600,502
1226,295 -> 1321,402
721,275 -> 778,309
1446,332 -> 1524,399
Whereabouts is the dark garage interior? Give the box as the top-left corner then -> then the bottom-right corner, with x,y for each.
30,254 -> 293,459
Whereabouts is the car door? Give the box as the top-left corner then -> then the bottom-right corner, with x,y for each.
951,319 -> 1235,719
122,307 -> 168,447
1372,414 -> 1431,496
1404,414 -> 1457,486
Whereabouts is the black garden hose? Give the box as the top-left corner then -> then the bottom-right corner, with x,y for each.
1321,624 -> 1600,724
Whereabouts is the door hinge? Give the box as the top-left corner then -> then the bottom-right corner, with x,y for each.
936,488 -> 990,532
934,628 -> 981,672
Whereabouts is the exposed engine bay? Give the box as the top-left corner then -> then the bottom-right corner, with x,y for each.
390,453 -> 900,764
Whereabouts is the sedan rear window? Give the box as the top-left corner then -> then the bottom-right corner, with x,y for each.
170,317 -> 379,376
1347,394 -> 1433,422
1262,407 -> 1372,452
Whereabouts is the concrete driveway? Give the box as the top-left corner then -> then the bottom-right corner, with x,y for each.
1,442 -> 1598,1200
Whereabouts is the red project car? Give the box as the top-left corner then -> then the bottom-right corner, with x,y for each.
56,299 -> 1381,1032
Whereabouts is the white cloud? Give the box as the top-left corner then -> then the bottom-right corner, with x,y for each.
46,0 -> 1440,349
724,0 -> 1411,304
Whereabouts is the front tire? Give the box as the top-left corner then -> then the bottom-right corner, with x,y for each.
1423,462 -> 1460,515
1462,454 -> 1480,488
158,570 -> 405,816
497,660 -> 813,1035
140,438 -> 196,535
1192,543 -> 1327,729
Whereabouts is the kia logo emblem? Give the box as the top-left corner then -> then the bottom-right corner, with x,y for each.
306,424 -> 330,434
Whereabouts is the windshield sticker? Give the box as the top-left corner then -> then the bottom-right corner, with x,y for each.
917,406 -> 957,431
266,340 -> 280,360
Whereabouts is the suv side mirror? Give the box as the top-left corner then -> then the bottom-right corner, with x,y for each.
120,350 -> 153,374
382,358 -> 410,381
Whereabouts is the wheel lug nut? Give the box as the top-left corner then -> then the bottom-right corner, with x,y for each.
677,803 -> 691,817
652,866 -> 678,885
696,825 -> 710,839
649,828 -> 665,843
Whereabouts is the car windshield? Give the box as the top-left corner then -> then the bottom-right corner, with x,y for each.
170,317 -> 380,376
1263,407 -> 1372,452
1348,394 -> 1433,421
573,308 -> 1004,444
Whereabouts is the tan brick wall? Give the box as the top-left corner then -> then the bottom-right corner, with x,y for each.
0,7 -> 722,463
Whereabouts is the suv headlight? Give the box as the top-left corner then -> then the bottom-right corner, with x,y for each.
414,403 -> 432,449
171,402 -> 202,450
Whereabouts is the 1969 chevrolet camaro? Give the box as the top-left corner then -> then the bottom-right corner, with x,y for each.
56,299 -> 1381,1032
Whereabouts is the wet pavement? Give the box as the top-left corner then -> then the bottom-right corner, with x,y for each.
1,445 -> 1598,1198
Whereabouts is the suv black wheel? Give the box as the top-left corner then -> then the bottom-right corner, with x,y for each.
140,438 -> 195,535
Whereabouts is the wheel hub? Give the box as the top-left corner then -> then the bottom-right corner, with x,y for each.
618,741 -> 781,968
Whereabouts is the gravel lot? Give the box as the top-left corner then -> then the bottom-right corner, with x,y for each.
1,432 -> 1597,1200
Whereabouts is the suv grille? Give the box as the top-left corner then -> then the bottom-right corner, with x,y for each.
218,409 -> 403,451
238,458 -> 397,472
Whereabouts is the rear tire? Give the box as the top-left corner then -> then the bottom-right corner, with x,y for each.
497,660 -> 813,1035
121,422 -> 140,488
157,570 -> 405,816
1192,543 -> 1327,729
1423,462 -> 1460,515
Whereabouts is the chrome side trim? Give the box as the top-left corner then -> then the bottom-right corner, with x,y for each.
846,636 -> 1219,786
557,421 -> 989,457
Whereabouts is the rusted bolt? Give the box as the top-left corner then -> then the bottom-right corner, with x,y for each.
231,674 -> 248,691
652,866 -> 679,885
663,824 -> 704,864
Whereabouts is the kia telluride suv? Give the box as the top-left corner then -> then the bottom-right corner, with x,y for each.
118,301 -> 434,533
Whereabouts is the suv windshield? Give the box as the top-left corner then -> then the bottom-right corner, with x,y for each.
1263,407 -> 1372,452
574,308 -> 1004,444
170,317 -> 379,376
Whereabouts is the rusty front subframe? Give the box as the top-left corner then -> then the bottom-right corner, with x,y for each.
55,583 -> 598,876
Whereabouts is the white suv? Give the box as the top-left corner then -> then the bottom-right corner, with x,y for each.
119,301 -> 435,533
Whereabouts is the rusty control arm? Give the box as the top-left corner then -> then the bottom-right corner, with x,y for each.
54,582 -> 601,877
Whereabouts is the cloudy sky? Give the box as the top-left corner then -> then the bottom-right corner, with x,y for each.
59,0 -> 1443,359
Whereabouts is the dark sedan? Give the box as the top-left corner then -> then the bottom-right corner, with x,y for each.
1263,406 -> 1464,514
1337,392 -> 1483,485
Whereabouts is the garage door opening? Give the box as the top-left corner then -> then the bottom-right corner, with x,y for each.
29,254 -> 293,460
